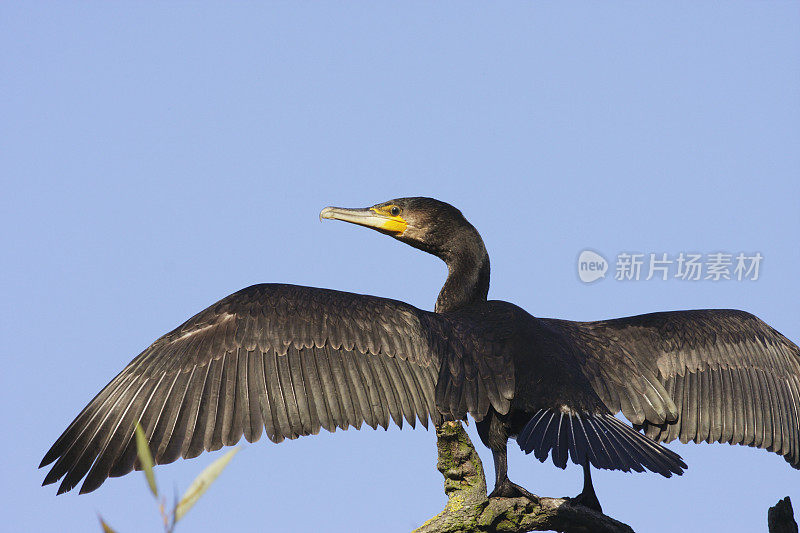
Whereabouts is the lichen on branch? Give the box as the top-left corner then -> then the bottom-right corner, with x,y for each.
414,421 -> 634,533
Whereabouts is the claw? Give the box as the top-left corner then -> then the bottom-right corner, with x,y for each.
570,489 -> 602,513
489,478 -> 538,502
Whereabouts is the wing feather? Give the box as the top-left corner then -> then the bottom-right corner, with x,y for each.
542,309 -> 800,468
298,346 -> 331,432
183,361 -> 215,458
244,350 -> 265,443
42,284 -> 444,493
367,351 -> 400,427
200,355 -> 225,450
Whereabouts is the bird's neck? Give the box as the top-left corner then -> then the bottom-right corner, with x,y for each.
435,231 -> 490,313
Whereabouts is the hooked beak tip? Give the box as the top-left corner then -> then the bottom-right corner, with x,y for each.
319,206 -> 335,222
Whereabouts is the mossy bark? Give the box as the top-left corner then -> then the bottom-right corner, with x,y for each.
413,422 -> 635,533
414,422 -> 797,533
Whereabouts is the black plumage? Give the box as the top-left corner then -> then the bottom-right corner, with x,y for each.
41,197 -> 800,512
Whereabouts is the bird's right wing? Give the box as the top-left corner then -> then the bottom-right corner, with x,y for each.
431,305 -> 517,422
41,284 -> 446,495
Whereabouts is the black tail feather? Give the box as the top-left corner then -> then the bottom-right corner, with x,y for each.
517,409 -> 687,477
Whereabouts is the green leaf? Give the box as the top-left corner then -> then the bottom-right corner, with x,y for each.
174,447 -> 239,522
134,421 -> 158,498
97,514 -> 117,533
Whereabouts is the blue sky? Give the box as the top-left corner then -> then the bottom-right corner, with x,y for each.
2,3 -> 798,532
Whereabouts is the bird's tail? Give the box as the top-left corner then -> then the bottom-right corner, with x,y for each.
516,408 -> 687,477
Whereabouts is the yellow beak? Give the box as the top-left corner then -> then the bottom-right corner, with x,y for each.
320,206 -> 407,236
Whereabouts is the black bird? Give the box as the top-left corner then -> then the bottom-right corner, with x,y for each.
41,197 -> 800,513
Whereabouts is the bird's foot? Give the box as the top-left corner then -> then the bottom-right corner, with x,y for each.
489,478 -> 538,501
570,490 -> 603,513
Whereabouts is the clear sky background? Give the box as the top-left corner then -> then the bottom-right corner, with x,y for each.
2,3 -> 798,533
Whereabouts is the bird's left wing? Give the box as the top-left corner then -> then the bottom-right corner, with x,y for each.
542,309 -> 800,467
40,284 -> 444,495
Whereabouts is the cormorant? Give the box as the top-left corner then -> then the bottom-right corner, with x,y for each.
41,197 -> 800,513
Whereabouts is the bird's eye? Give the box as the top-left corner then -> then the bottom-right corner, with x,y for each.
390,206 -> 401,217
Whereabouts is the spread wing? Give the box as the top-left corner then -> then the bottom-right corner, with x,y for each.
543,309 -> 800,467
40,284 -> 513,495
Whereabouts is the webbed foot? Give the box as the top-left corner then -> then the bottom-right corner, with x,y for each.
570,489 -> 603,513
489,477 -> 538,501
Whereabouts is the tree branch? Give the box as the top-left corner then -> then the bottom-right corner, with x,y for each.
768,497 -> 797,533
414,422 -> 634,533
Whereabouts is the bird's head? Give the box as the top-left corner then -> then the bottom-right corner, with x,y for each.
320,197 -> 474,258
